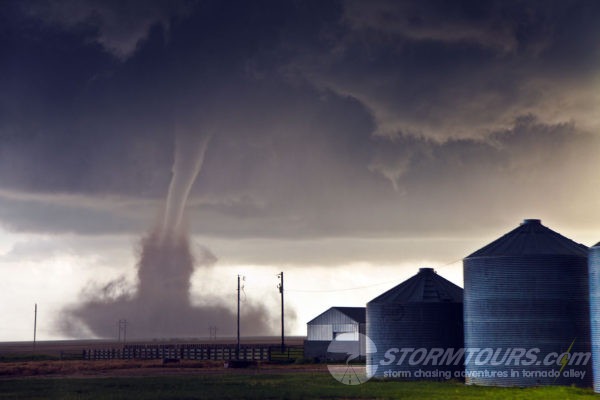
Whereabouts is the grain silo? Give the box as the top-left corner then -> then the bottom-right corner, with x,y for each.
464,219 -> 591,387
589,242 -> 600,392
366,268 -> 463,380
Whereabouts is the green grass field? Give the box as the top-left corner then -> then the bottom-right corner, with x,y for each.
0,373 -> 597,399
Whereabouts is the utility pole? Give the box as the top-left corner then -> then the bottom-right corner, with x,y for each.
237,275 -> 241,359
33,303 -> 37,351
118,319 -> 127,343
278,272 -> 284,352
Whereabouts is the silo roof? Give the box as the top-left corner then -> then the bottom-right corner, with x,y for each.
368,268 -> 463,305
466,219 -> 588,258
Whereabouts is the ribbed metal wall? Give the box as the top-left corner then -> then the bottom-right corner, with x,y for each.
589,243 -> 600,392
367,268 -> 463,379
464,219 -> 592,387
307,325 -> 333,341
308,324 -> 358,341
307,307 -> 364,341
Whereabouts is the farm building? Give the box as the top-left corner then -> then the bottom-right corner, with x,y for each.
366,267 -> 463,380
304,307 -> 366,361
464,219 -> 592,387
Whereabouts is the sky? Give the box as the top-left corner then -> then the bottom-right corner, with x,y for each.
2,0 -> 600,341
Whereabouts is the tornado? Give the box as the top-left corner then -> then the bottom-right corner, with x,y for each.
59,129 -> 273,339
162,133 -> 211,237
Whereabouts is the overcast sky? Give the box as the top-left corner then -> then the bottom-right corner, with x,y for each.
2,0 -> 600,341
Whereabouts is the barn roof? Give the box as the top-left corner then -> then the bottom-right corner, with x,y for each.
307,306 -> 365,325
332,307 -> 366,323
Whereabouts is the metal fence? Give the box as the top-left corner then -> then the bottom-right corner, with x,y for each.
82,344 -> 303,361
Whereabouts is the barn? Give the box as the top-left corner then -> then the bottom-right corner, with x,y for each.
304,307 -> 366,361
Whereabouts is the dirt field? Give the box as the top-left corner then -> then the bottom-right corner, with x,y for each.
0,359 -> 328,380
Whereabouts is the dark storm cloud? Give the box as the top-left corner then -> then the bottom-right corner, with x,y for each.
2,0 -> 600,242
0,0 -> 333,198
0,191 -> 149,234
20,0 -> 195,57
186,115 -> 600,239
342,0 -> 555,52
364,116 -> 600,233
295,0 -> 600,141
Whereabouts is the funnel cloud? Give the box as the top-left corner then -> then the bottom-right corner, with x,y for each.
61,131 -> 273,339
162,133 -> 210,236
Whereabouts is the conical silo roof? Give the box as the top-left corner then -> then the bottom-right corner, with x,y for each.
368,268 -> 463,304
466,219 -> 588,258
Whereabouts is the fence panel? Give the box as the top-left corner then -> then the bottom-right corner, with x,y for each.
82,344 -> 304,361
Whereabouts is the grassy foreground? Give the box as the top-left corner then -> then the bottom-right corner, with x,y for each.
0,373 -> 597,399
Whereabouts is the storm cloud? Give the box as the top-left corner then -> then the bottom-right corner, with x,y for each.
2,1 -> 600,338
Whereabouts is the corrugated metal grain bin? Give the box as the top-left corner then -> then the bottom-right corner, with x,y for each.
464,219 -> 591,387
589,242 -> 600,392
366,268 -> 463,380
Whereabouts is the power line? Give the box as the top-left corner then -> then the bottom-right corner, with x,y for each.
435,258 -> 463,270
286,280 -> 398,293
286,258 -> 463,293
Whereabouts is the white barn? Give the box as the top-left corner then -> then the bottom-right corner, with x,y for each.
304,307 -> 366,361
